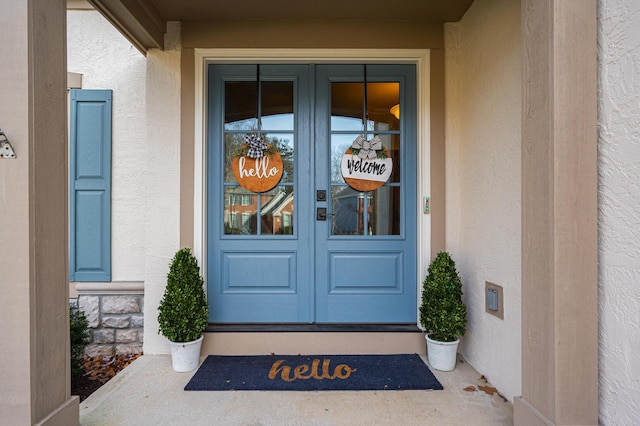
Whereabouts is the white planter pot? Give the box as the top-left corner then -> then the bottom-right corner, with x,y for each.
425,334 -> 460,372
170,335 -> 204,372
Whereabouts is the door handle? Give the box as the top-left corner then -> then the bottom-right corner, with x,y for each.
317,207 -> 327,221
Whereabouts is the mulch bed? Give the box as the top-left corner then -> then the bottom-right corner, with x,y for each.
72,353 -> 142,401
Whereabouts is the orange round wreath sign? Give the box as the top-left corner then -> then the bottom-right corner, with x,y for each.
232,150 -> 283,193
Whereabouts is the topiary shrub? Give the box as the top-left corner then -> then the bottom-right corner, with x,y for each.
419,251 -> 467,342
70,304 -> 90,376
157,248 -> 209,343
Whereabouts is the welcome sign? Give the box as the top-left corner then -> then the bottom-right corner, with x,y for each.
341,135 -> 393,191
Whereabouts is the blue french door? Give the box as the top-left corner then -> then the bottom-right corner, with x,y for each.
207,64 -> 417,324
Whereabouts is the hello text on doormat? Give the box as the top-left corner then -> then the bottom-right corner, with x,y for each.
184,354 -> 443,391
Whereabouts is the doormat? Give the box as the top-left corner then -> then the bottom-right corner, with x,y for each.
184,354 -> 443,391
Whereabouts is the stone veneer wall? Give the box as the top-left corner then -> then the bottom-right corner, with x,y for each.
72,295 -> 144,357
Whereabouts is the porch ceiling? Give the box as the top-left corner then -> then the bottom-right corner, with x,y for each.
86,0 -> 474,53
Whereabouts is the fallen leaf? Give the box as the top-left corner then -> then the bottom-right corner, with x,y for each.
479,385 -> 508,402
478,385 -> 497,395
463,385 -> 477,392
479,375 -> 488,383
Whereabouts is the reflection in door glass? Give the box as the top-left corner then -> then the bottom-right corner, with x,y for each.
369,185 -> 400,235
224,133 -> 246,183
331,186 -> 367,235
330,82 -> 400,131
224,82 -> 258,131
331,186 -> 400,236
331,186 -> 400,235
366,82 -> 400,131
262,133 -> 295,183
261,186 -> 294,235
261,82 -> 294,130
331,83 -> 363,130
224,188 -> 258,235
223,185 -> 295,236
375,134 -> 401,183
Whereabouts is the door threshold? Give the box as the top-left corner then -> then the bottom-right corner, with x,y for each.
206,323 -> 421,333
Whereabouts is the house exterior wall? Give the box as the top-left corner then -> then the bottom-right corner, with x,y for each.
444,0 -> 522,402
67,9 -> 146,283
142,22 -> 183,354
68,9 -> 147,356
67,16 -> 183,357
598,0 -> 640,423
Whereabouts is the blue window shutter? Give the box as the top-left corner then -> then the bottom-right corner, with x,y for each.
69,89 -> 112,282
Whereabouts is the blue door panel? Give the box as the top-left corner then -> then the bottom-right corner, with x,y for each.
222,252 -> 297,293
329,252 -> 403,293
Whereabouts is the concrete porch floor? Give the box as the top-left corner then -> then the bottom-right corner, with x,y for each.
79,355 -> 513,425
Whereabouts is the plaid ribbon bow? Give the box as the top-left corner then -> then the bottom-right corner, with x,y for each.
352,135 -> 382,160
244,134 -> 268,159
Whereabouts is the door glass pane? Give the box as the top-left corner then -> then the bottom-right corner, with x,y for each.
367,82 -> 400,131
331,82 -> 364,131
330,133 -> 361,184
224,81 -> 258,131
330,186 -> 400,236
263,133 -> 295,183
224,188 -> 258,235
368,186 -> 400,235
260,186 -> 294,235
375,134 -> 401,183
261,82 -> 294,130
331,186 -> 365,235
224,133 -> 246,183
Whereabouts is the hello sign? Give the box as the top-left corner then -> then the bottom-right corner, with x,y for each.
341,135 -> 393,191
232,135 -> 283,193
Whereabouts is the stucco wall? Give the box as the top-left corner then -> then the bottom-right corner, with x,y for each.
444,0 -> 521,401
142,22 -> 183,354
67,10 -> 146,282
598,0 -> 640,424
